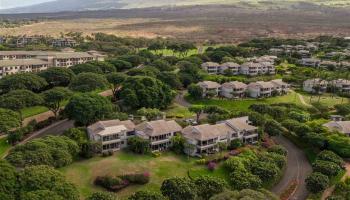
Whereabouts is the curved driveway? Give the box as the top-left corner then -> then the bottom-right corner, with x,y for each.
272,135 -> 312,200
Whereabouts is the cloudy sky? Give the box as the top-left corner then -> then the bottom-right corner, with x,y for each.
0,0 -> 54,9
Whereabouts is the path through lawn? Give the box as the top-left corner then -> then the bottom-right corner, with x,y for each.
60,152 -> 215,200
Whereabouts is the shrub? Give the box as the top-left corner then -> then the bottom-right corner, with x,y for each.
250,161 -> 280,181
161,177 -> 197,200
229,168 -> 262,190
95,176 -> 124,189
195,159 -> 207,165
120,172 -> 150,185
87,192 -> 116,200
306,172 -> 329,193
194,176 -> 226,199
268,145 -> 288,156
207,162 -> 217,171
129,191 -> 166,200
229,139 -> 242,150
316,150 -> 343,167
312,160 -> 341,177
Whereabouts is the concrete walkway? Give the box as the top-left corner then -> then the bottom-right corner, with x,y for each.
272,135 -> 312,200
175,90 -> 191,107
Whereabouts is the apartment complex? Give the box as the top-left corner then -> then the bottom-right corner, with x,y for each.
198,79 -> 290,99
136,120 -> 182,151
0,49 -> 105,78
182,116 -> 258,156
303,78 -> 328,93
87,120 -> 136,152
201,56 -> 276,76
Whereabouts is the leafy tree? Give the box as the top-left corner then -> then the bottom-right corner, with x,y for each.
109,59 -> 133,71
63,128 -> 87,146
6,136 -> 79,168
306,172 -> 329,193
86,192 -> 116,200
150,59 -> 174,71
210,189 -> 278,200
18,165 -> 79,200
21,190 -> 64,200
187,84 -> 203,99
229,168 -> 262,190
127,137 -> 150,154
268,145 -> 287,156
161,177 -> 197,200
265,119 -> 284,136
0,73 -> 48,93
88,61 -> 116,74
177,61 -> 202,87
207,51 -> 231,63
41,87 -> 73,118
65,93 -> 114,125
171,134 -> 186,154
119,76 -> 175,109
127,67 -> 160,78
136,107 -> 164,121
118,55 -> 145,66
129,191 -> 166,200
194,176 -> 226,199
157,71 -> 182,89
70,63 -> 103,75
0,108 -> 21,133
39,67 -> 75,87
0,89 -> 43,121
312,160 -> 341,177
335,104 -> 350,116
316,150 -> 343,167
188,105 -> 204,122
250,161 -> 280,181
0,160 -> 17,199
106,72 -> 127,99
229,139 -> 243,150
69,72 -> 109,92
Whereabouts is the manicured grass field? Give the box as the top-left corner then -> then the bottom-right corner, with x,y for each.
189,91 -> 303,112
21,106 -> 49,119
60,151 -> 211,200
299,93 -> 349,108
0,137 -> 10,158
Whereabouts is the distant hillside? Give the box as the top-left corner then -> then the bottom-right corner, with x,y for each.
1,0 -> 350,14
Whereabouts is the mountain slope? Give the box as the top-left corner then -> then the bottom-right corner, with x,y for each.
1,0 -> 349,14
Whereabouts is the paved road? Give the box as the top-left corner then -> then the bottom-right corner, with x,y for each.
175,90 -> 191,107
272,135 -> 312,200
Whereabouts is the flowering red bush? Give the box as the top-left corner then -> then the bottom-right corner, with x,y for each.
207,162 -> 217,171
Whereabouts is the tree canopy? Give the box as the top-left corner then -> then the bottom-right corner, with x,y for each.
65,93 -> 114,125
0,73 -> 48,93
41,87 -> 73,117
0,108 -> 21,133
39,67 -> 75,87
69,72 -> 109,92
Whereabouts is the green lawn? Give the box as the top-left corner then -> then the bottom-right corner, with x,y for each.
0,137 -> 10,158
189,91 -> 303,112
299,93 -> 349,108
60,151 -> 212,200
21,106 -> 49,119
164,103 -> 194,119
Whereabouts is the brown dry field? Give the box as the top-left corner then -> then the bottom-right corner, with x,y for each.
1,5 -> 350,42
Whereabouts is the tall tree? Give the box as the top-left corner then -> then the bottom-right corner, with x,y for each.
69,72 -> 109,92
41,87 -> 73,118
65,93 -> 114,125
39,67 -> 75,87
0,73 -> 48,93
105,72 -> 127,100
0,108 -> 21,133
188,105 -> 204,123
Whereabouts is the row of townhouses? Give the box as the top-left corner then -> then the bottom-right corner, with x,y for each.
201,56 -> 277,76
300,58 -> 350,69
87,117 -> 259,157
303,78 -> 350,93
0,49 -> 105,78
197,79 -> 290,99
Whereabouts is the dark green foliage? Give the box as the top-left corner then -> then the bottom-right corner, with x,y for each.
177,61 -> 202,87
0,108 -> 21,133
264,119 -> 284,136
150,59 -> 174,71
229,139 -> 242,150
127,137 -> 150,154
21,190 -> 64,200
251,161 -> 280,181
268,145 -> 288,156
136,107 -> 164,121
106,72 -> 127,97
312,160 -> 341,177
158,71 -> 182,89
18,165 -> 79,200
69,72 -> 109,92
305,172 -> 329,193
316,150 -> 343,167
248,112 -> 266,126
119,76 -> 175,109
87,192 -> 116,200
210,189 -> 278,200
194,176 -> 226,199
0,160 -> 17,200
187,84 -> 203,99
109,59 -> 133,71
6,136 -> 79,168
170,134 -> 186,154
88,61 -> 116,74
161,177 -> 197,200
39,67 -> 75,87
41,87 -> 73,117
118,55 -> 145,66
229,168 -> 262,190
0,73 -> 48,93
0,89 -> 43,112
127,67 -> 160,78
335,104 -> 350,116
70,63 -> 103,75
65,93 -> 114,125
